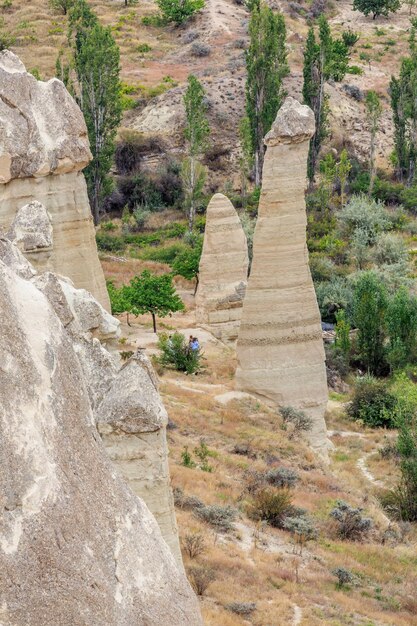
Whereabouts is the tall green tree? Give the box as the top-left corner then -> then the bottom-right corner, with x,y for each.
386,287 -> 417,370
71,13 -> 122,224
182,75 -> 210,233
390,20 -> 417,184
157,0 -> 204,24
171,241 -> 202,295
244,3 -> 288,186
365,90 -> 382,195
303,16 -> 350,182
353,0 -> 400,19
353,271 -> 387,374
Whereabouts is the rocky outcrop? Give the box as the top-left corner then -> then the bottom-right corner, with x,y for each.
0,51 -> 110,310
236,97 -> 328,453
0,240 -> 202,625
196,193 -> 249,343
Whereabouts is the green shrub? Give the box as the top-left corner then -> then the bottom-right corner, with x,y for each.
310,253 -> 337,283
101,220 -> 117,231
136,42 -> 152,53
353,271 -> 388,374
400,185 -> 417,213
347,65 -> 363,75
140,242 -> 189,264
196,504 -> 237,531
247,488 -> 294,528
265,467 -> 299,488
332,567 -> 354,588
330,500 -> 373,540
338,194 -> 390,245
347,376 -> 396,428
157,0 -> 204,24
181,446 -> 196,468
283,515 -> 318,541
194,441 -> 214,472
96,233 -> 125,252
315,278 -> 353,324
372,178 -> 404,204
157,331 -> 202,374
279,405 -> 313,435
373,233 -> 408,266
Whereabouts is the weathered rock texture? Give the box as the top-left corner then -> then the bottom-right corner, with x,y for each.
0,50 -> 110,310
196,193 -> 249,343
0,241 -> 202,625
236,97 -> 328,453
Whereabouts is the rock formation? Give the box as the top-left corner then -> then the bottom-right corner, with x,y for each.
0,237 -> 202,625
0,50 -> 110,311
196,193 -> 249,343
236,97 -> 328,453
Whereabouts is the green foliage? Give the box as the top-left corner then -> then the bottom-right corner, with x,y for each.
140,243 -> 188,264
245,3 -> 288,185
332,567 -> 354,589
347,375 -> 397,427
181,446 -> 196,468
171,241 -> 202,292
342,30 -> 360,47
0,16 -> 15,49
330,500 -> 373,540
338,194 -> 390,244
194,441 -> 214,472
126,270 -> 184,332
183,75 -> 210,231
335,309 -> 351,357
196,504 -> 237,531
373,233 -> 408,266
157,0 -> 204,24
315,277 -> 353,323
303,16 -> 350,181
283,516 -> 318,542
247,488 -> 294,528
279,405 -> 313,436
353,271 -> 388,373
353,0 -> 400,19
49,0 -> 75,14
386,287 -> 417,370
96,233 -> 125,251
157,331 -> 202,374
106,280 -> 131,315
365,90 -> 382,194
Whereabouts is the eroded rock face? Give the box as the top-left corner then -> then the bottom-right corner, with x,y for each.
196,193 -> 249,343
0,250 -> 202,625
0,51 -> 110,310
236,97 -> 329,454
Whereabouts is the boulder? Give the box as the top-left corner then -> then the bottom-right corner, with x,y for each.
0,51 -> 110,310
196,193 -> 249,343
0,254 -> 202,625
236,97 -> 329,454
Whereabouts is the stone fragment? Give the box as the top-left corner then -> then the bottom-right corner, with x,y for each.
236,97 -> 329,454
0,259 -> 202,625
7,200 -> 53,252
0,51 -> 110,310
196,193 -> 249,343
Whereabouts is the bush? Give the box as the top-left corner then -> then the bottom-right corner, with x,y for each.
338,194 -> 390,245
279,406 -> 313,435
115,130 -> 147,175
310,253 -> 337,283
332,567 -> 354,588
373,233 -> 408,266
265,467 -> 299,488
181,532 -> 206,558
283,515 -> 318,541
182,30 -> 199,43
173,487 -> 204,510
140,243 -> 189,264
400,185 -> 417,213
157,332 -> 202,374
315,278 -> 353,324
347,376 -> 396,428
330,500 -> 373,540
247,488 -> 294,528
226,602 -> 257,615
196,504 -> 237,531
191,42 -> 211,57
131,205 -> 150,231
96,233 -> 125,252
343,83 -> 364,99
187,564 -> 216,596
157,0 -> 204,23
342,29 -> 360,47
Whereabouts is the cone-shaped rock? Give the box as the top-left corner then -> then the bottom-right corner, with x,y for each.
0,51 -> 110,311
196,193 -> 249,343
236,97 -> 328,453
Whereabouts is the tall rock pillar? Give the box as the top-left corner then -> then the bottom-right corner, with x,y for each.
0,51 -> 110,311
196,193 -> 249,343
236,97 -> 328,453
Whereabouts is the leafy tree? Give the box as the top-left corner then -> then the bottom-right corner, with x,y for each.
353,271 -> 387,373
386,286 -> 417,370
245,3 -> 288,186
182,75 -> 210,232
353,0 -> 400,19
390,21 -> 417,184
365,90 -> 382,195
171,241 -> 202,295
335,309 -> 351,357
72,20 -> 122,223
49,0 -> 75,14
126,270 -> 184,332
157,0 -> 204,24
303,16 -> 350,181
238,116 -> 253,207
107,280 -> 133,324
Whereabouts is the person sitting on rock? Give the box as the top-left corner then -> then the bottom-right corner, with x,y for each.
190,337 -> 200,351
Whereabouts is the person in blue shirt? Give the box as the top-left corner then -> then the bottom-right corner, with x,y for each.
190,337 -> 200,351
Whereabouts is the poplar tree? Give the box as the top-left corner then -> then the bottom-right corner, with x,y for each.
390,20 -> 417,184
303,15 -> 350,182
245,3 -> 288,186
182,74 -> 210,233
365,90 -> 382,195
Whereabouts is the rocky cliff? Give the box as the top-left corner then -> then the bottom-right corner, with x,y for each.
196,193 -> 249,343
236,97 -> 329,454
0,50 -> 110,310
0,235 -> 202,625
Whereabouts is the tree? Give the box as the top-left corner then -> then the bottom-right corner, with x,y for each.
404,0 -> 417,15
126,270 -> 184,332
49,0 -> 75,14
182,75 -> 210,233
386,286 -> 417,370
365,90 -> 382,195
72,20 -> 122,224
353,0 -> 400,19
245,3 -> 288,186
390,21 -> 417,184
353,271 -> 387,374
171,242 -> 202,295
303,16 -> 350,182
107,280 -> 132,325
157,0 -> 204,24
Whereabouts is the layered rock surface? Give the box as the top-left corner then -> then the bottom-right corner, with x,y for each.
0,239 -> 202,625
0,51 -> 110,310
196,193 -> 249,343
236,97 -> 328,453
